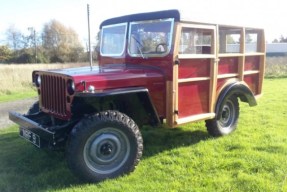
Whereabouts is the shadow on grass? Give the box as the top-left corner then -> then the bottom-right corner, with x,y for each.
141,125 -> 211,157
0,125 -> 210,192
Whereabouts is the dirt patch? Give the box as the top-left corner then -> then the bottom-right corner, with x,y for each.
0,98 -> 37,129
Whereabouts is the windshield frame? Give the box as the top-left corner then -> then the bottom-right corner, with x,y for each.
100,22 -> 128,57
128,18 -> 175,58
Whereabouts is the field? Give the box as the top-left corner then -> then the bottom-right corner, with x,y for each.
265,56 -> 287,77
0,63 -> 87,102
0,77 -> 287,190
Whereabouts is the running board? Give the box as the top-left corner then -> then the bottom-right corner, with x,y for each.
176,113 -> 215,125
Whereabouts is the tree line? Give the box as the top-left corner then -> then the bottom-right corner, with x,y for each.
0,20 -> 96,64
272,35 -> 287,43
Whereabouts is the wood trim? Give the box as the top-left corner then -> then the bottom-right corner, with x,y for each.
178,77 -> 210,83
180,23 -> 216,30
258,30 -> 266,95
218,53 -> 243,57
166,81 -> 174,127
244,52 -> 265,56
258,55 -> 266,94
173,62 -> 179,125
238,28 -> 245,81
218,53 -> 264,58
244,70 -> 260,75
217,73 -> 238,79
209,25 -> 218,112
172,22 -> 182,127
178,54 -> 215,59
176,113 -> 216,125
238,56 -> 245,81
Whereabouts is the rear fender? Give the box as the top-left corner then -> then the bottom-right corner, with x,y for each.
216,82 -> 257,120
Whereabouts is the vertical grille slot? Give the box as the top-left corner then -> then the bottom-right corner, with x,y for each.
40,74 -> 67,118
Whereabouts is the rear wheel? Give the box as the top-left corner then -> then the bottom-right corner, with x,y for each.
206,96 -> 239,136
66,110 -> 143,182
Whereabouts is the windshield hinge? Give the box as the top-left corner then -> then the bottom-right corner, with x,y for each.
174,56 -> 180,65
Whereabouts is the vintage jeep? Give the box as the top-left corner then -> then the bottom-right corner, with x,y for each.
9,10 -> 265,182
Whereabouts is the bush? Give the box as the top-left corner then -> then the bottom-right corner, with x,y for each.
265,56 -> 287,78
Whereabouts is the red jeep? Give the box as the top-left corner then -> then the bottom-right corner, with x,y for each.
9,10 -> 265,182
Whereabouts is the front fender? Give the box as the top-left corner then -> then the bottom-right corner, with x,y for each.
72,87 -> 160,126
216,82 -> 257,119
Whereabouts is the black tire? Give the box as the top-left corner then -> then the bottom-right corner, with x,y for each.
27,101 -> 39,115
66,110 -> 143,182
206,96 -> 239,136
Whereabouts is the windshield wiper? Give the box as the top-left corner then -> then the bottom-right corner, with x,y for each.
131,35 -> 147,59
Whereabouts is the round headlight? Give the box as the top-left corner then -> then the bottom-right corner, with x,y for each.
88,85 -> 95,93
67,79 -> 75,95
35,75 -> 41,87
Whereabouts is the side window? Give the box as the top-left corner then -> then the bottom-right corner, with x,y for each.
245,29 -> 261,53
219,28 -> 242,53
179,28 -> 213,54
100,23 -> 127,56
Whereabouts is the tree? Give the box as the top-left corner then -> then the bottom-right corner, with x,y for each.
42,20 -> 84,62
6,25 -> 24,50
279,35 -> 287,43
0,45 -> 12,63
272,35 -> 287,43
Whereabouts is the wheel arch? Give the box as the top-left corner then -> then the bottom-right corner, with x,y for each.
72,87 -> 160,127
215,81 -> 257,120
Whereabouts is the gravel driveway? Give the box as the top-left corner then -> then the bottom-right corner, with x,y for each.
0,97 -> 37,129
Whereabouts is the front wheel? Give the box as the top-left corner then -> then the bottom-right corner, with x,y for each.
206,96 -> 239,136
66,110 -> 143,182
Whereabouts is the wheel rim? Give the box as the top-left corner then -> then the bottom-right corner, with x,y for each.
84,127 -> 130,174
218,99 -> 236,129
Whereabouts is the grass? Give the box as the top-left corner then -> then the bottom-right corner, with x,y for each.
0,78 -> 286,192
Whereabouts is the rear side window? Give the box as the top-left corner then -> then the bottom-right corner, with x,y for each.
179,28 -> 213,55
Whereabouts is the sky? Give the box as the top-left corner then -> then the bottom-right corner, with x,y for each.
0,0 -> 286,46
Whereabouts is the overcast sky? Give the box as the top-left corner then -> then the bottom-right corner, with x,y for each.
0,0 -> 285,45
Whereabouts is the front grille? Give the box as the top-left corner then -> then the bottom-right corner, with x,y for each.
40,74 -> 68,118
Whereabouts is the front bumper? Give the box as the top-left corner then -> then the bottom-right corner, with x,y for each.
9,111 -> 56,148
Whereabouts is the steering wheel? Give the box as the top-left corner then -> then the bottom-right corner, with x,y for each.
155,43 -> 167,53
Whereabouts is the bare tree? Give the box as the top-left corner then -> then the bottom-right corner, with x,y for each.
6,25 -> 24,50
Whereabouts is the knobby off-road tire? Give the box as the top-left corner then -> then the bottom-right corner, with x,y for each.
66,110 -> 143,182
206,96 -> 239,137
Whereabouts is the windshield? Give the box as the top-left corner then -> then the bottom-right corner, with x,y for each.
128,19 -> 174,57
100,23 -> 127,56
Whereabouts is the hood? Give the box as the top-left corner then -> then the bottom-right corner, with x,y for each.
36,64 -> 165,92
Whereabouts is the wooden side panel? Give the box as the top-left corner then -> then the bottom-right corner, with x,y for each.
178,80 -> 210,118
245,56 -> 260,71
218,57 -> 238,74
178,59 -> 210,78
244,74 -> 259,95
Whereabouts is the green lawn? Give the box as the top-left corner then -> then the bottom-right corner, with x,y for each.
0,90 -> 36,103
0,78 -> 286,192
